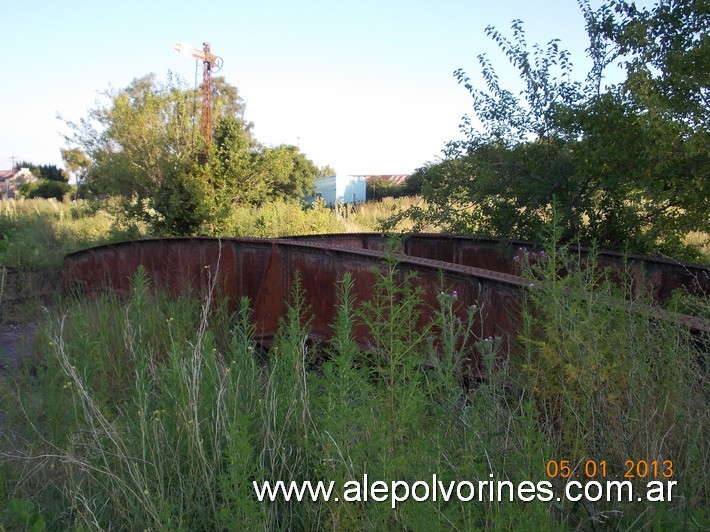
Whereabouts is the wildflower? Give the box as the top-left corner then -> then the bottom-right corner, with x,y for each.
451,290 -> 458,298
513,256 -> 519,262
485,336 -> 493,342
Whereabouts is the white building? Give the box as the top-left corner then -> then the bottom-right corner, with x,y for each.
306,175 -> 367,206
0,168 -> 38,200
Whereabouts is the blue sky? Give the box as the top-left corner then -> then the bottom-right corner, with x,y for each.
1,0 -> 647,176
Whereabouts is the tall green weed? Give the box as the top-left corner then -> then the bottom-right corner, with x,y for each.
0,198 -> 144,271
516,242 -> 708,528
3,250 -> 705,529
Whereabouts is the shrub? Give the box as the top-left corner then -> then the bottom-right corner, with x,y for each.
1,250 -> 706,529
516,242 -> 708,528
18,179 -> 73,201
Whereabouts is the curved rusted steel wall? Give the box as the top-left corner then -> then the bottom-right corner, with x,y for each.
63,235 -> 709,371
284,233 -> 710,305
63,237 -> 527,361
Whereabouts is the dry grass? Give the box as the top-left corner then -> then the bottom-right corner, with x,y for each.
339,196 -> 441,233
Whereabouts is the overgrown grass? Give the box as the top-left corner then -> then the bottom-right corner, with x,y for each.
0,198 -> 426,267
1,246 -> 706,529
515,243 -> 708,529
217,199 -> 349,237
0,199 -> 146,272
216,197 -> 434,237
0,197 -> 418,323
337,196 -> 440,233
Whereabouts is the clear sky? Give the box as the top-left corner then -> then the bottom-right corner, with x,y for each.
0,0 -> 645,176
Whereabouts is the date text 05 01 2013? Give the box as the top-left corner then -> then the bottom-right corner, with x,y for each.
546,459 -> 673,480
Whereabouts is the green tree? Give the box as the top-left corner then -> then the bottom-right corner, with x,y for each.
209,116 -> 264,206
61,147 -> 92,184
63,74 -> 209,233
63,73 -> 321,234
18,179 -> 73,200
319,164 -> 337,177
605,0 -> 709,129
12,161 -> 71,200
209,119 -> 318,205
254,144 -> 318,201
12,161 -> 68,183
35,164 -> 68,182
401,0 -> 708,258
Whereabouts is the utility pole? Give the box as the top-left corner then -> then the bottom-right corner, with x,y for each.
174,42 -> 223,155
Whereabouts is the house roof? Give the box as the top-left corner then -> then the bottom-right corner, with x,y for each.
359,174 -> 410,186
0,170 -> 19,181
0,168 -> 35,182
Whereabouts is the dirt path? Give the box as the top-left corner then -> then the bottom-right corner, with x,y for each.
0,323 -> 38,429
0,324 -> 37,369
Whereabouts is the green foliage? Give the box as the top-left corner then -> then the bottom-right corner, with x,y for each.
149,165 -> 214,236
0,199 -> 143,271
17,179 -> 73,200
62,74 -> 212,234
1,498 -> 46,531
515,240 -> 708,528
605,0 -> 709,130
60,147 -> 92,186
318,164 -> 336,178
12,162 -> 67,183
62,73 -> 321,236
400,0 -> 708,259
1,256 -> 707,528
253,144 -> 318,201
209,119 -> 317,207
218,199 -> 347,237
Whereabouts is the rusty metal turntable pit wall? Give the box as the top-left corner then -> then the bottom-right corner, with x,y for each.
63,234 -> 710,364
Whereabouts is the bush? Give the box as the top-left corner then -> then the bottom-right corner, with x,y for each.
515,242 -> 708,528
18,179 -> 73,201
0,199 -> 145,271
1,246 -> 706,529
218,199 -> 347,237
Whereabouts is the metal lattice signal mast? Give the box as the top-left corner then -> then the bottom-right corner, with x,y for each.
174,42 -> 223,154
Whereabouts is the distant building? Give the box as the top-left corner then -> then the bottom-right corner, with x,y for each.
0,168 -> 38,200
306,175 -> 367,206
